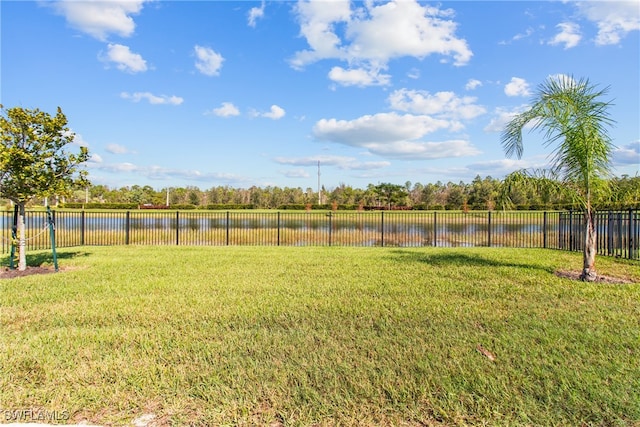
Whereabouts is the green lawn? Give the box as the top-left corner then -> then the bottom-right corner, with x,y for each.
1,246 -> 639,426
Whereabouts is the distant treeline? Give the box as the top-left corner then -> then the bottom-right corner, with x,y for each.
5,174 -> 639,211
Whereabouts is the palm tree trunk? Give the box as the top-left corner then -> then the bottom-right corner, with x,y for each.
580,209 -> 597,281
17,202 -> 27,271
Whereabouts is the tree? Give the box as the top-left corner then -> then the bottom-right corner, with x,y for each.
444,182 -> 466,210
501,76 -> 615,281
0,105 -> 90,271
468,175 -> 499,210
373,183 -> 408,209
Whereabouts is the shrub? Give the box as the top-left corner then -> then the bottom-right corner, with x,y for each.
61,202 -> 138,209
203,204 -> 256,210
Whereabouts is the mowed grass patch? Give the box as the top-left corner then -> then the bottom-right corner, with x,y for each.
1,246 -> 639,426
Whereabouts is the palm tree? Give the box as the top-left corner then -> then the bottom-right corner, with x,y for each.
501,75 -> 615,281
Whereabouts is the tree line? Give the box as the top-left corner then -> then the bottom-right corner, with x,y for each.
7,173 -> 637,211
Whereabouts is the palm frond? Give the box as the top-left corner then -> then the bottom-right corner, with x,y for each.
500,74 -> 616,211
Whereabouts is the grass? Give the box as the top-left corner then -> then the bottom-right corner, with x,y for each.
1,246 -> 639,426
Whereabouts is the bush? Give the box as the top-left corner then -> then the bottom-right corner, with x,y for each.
278,204 -> 307,210
203,204 -> 256,210
61,202 -> 138,209
140,204 -> 170,210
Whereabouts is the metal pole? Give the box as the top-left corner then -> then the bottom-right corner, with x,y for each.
226,211 -> 230,246
569,209 -> 573,252
433,211 -> 437,247
380,211 -> 384,247
628,209 -> 634,260
80,210 -> 86,246
487,211 -> 492,247
277,212 -> 281,246
175,211 -> 180,246
328,212 -> 332,246
47,207 -> 58,272
9,205 -> 18,269
543,211 -> 548,249
125,211 -> 131,245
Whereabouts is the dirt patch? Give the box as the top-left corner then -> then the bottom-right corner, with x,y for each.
555,270 -> 637,284
0,266 -> 63,279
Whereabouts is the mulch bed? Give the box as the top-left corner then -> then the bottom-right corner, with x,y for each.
0,266 -> 61,279
554,270 -> 637,284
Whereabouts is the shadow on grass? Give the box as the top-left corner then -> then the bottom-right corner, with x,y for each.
387,249 -> 554,273
2,251 -> 91,268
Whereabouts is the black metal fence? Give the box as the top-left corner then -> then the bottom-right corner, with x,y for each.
1,209 -> 638,260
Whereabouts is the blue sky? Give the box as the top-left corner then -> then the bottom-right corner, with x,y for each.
2,0 -> 639,191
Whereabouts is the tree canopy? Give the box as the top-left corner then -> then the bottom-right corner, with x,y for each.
1,105 -> 90,203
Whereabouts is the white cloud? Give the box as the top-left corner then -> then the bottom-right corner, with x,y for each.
364,139 -> 481,160
484,105 -> 529,133
248,1 -> 266,27
388,89 -> 486,121
549,22 -> 582,49
291,0 -> 472,86
613,141 -> 640,166
50,0 -> 147,41
290,0 -> 352,69
253,105 -> 286,120
282,168 -> 310,178
466,158 -> 548,176
88,161 -> 248,184
342,1 -> 471,64
314,113 -> 451,145
312,112 -> 480,160
105,143 -> 133,154
274,155 -> 390,170
100,43 -> 147,73
407,68 -> 421,79
512,27 -> 535,42
194,45 -> 224,76
328,66 -> 391,87
120,92 -> 184,105
547,73 -> 577,87
207,102 -> 240,118
465,79 -> 482,90
90,154 -> 103,164
576,1 -> 640,46
504,77 -> 531,97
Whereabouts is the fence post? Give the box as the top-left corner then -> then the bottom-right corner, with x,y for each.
328,212 -> 332,246
568,209 -> 573,251
80,210 -> 85,246
607,211 -> 613,256
487,211 -> 492,247
617,211 -> 623,256
175,211 -> 180,245
277,211 -> 281,246
433,211 -> 437,247
226,211 -> 230,246
628,209 -> 634,260
47,207 -> 58,272
380,211 -> 384,247
543,211 -> 547,249
125,211 -> 130,245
